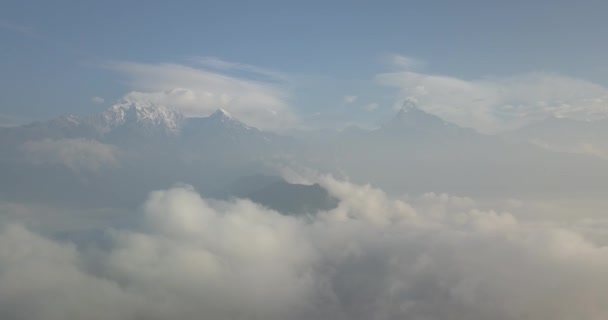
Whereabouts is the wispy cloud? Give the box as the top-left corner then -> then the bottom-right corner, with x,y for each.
363,102 -> 379,111
193,56 -> 288,81
343,95 -> 358,104
91,96 -> 105,104
381,53 -> 426,70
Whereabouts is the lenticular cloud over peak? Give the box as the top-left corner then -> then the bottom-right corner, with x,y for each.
1,177 -> 607,320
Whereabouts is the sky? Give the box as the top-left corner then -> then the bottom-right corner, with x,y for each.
1,0 -> 608,130
3,3 -> 608,318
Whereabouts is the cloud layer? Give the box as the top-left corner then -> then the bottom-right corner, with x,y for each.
107,59 -> 296,131
1,178 -> 607,320
376,70 -> 608,133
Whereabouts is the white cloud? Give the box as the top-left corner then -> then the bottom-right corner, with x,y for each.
194,56 -> 287,81
343,95 -> 358,104
21,138 -> 119,173
91,96 -> 105,104
382,53 -> 426,70
376,71 -> 608,133
0,224 -> 142,320
363,102 -> 379,111
106,61 -> 297,131
1,178 -> 608,319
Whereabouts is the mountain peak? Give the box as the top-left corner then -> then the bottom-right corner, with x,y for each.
381,100 -> 460,133
99,101 -> 184,133
209,108 -> 235,120
205,108 -> 252,130
392,103 -> 443,125
393,99 -> 428,118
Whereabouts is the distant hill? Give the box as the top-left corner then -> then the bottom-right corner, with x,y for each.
216,174 -> 339,214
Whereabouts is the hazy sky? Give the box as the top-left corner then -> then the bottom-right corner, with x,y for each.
1,0 -> 608,128
3,3 -> 608,318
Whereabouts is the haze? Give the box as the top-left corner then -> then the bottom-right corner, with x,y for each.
1,1 -> 608,319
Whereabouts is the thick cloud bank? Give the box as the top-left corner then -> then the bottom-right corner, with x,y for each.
1,178 -> 607,320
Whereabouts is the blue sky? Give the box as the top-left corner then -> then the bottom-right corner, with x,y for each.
1,0 -> 608,130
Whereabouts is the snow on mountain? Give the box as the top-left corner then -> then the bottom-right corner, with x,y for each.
210,108 -> 234,120
0,101 -> 284,150
97,101 -> 184,134
204,108 -> 253,130
95,102 -> 257,138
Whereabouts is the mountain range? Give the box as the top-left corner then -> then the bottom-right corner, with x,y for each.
1,101 -> 607,210
0,102 -> 285,147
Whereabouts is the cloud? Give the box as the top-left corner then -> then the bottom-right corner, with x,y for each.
21,138 -> 119,173
376,71 -> 608,133
193,56 -> 287,81
0,224 -> 141,320
382,53 -> 426,70
343,95 -> 358,104
1,178 -> 608,319
91,96 -> 105,104
363,102 -> 379,111
106,60 -> 296,131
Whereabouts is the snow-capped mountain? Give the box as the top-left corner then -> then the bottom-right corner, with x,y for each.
98,101 -> 183,134
0,101 -> 186,145
3,99 -> 608,208
0,103 -> 295,207
0,102 -> 291,153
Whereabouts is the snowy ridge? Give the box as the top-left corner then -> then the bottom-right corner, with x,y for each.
2,102 -> 281,149
99,101 -> 184,133
88,102 -> 261,143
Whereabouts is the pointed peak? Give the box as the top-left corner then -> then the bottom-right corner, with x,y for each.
395,99 -> 425,117
203,108 -> 252,130
210,108 -> 234,119
380,99 -> 460,132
